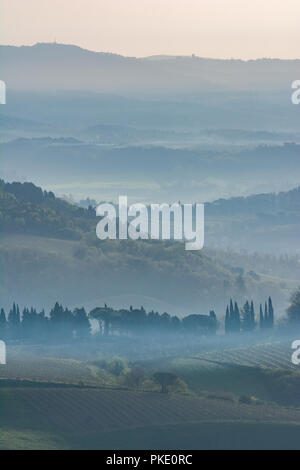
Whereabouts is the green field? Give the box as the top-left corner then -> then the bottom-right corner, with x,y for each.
1,339 -> 300,449
2,386 -> 300,450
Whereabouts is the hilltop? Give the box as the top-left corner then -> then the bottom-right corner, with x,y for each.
0,179 -> 96,239
1,43 -> 299,94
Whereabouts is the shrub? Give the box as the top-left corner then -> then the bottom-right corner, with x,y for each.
107,357 -> 127,377
153,372 -> 178,394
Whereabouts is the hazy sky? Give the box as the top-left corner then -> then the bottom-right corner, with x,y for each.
1,0 -> 299,58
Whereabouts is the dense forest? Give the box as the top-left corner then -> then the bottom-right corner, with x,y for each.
0,179 -> 96,239
1,179 -> 300,240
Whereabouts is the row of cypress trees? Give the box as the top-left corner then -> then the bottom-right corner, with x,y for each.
0,302 -> 91,341
0,298 -> 275,342
225,297 -> 274,334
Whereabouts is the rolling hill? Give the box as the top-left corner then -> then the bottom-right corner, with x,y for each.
2,337 -> 300,449
0,179 -> 299,312
2,387 -> 300,450
1,137 -> 300,205
1,43 -> 299,94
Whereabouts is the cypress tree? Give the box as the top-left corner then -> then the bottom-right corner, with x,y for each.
268,297 -> 274,328
16,305 -> 21,325
259,304 -> 264,329
50,302 -> 65,341
229,299 -> 234,329
264,301 -> 268,327
250,301 -> 255,331
0,308 -> 7,340
242,300 -> 252,332
225,306 -> 230,334
21,307 -> 31,339
233,301 -> 241,332
73,307 -> 91,341
229,299 -> 234,317
8,303 -> 21,339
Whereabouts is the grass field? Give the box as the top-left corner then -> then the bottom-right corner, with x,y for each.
1,338 -> 300,449
2,386 -> 300,449
0,427 -> 63,450
91,422 -> 300,450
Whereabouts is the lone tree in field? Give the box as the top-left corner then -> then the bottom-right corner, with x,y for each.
287,287 -> 300,324
153,372 -> 178,394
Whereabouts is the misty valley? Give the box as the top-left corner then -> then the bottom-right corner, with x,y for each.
0,41 -> 300,451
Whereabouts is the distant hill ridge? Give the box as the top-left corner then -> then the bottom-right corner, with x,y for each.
1,179 -> 299,238
1,43 -> 299,93
207,186 -> 300,216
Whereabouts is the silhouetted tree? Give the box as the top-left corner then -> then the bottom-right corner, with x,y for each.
90,306 -> 113,336
264,301 -> 268,326
242,300 -> 255,331
225,305 -> 230,334
268,296 -> 274,328
230,298 -> 234,318
1,295 -> 277,344
250,301 -> 255,327
234,302 -> 239,324
259,304 -> 264,329
73,307 -> 91,340
153,372 -> 178,394
0,308 -> 7,340
233,301 -> 241,332
50,302 -> 74,342
225,300 -> 241,334
209,310 -> 218,334
8,303 -> 21,339
21,307 -> 36,339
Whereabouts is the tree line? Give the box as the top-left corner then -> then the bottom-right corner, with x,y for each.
0,296 -> 281,344
0,303 -> 218,342
0,303 -> 91,342
225,297 -> 274,334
